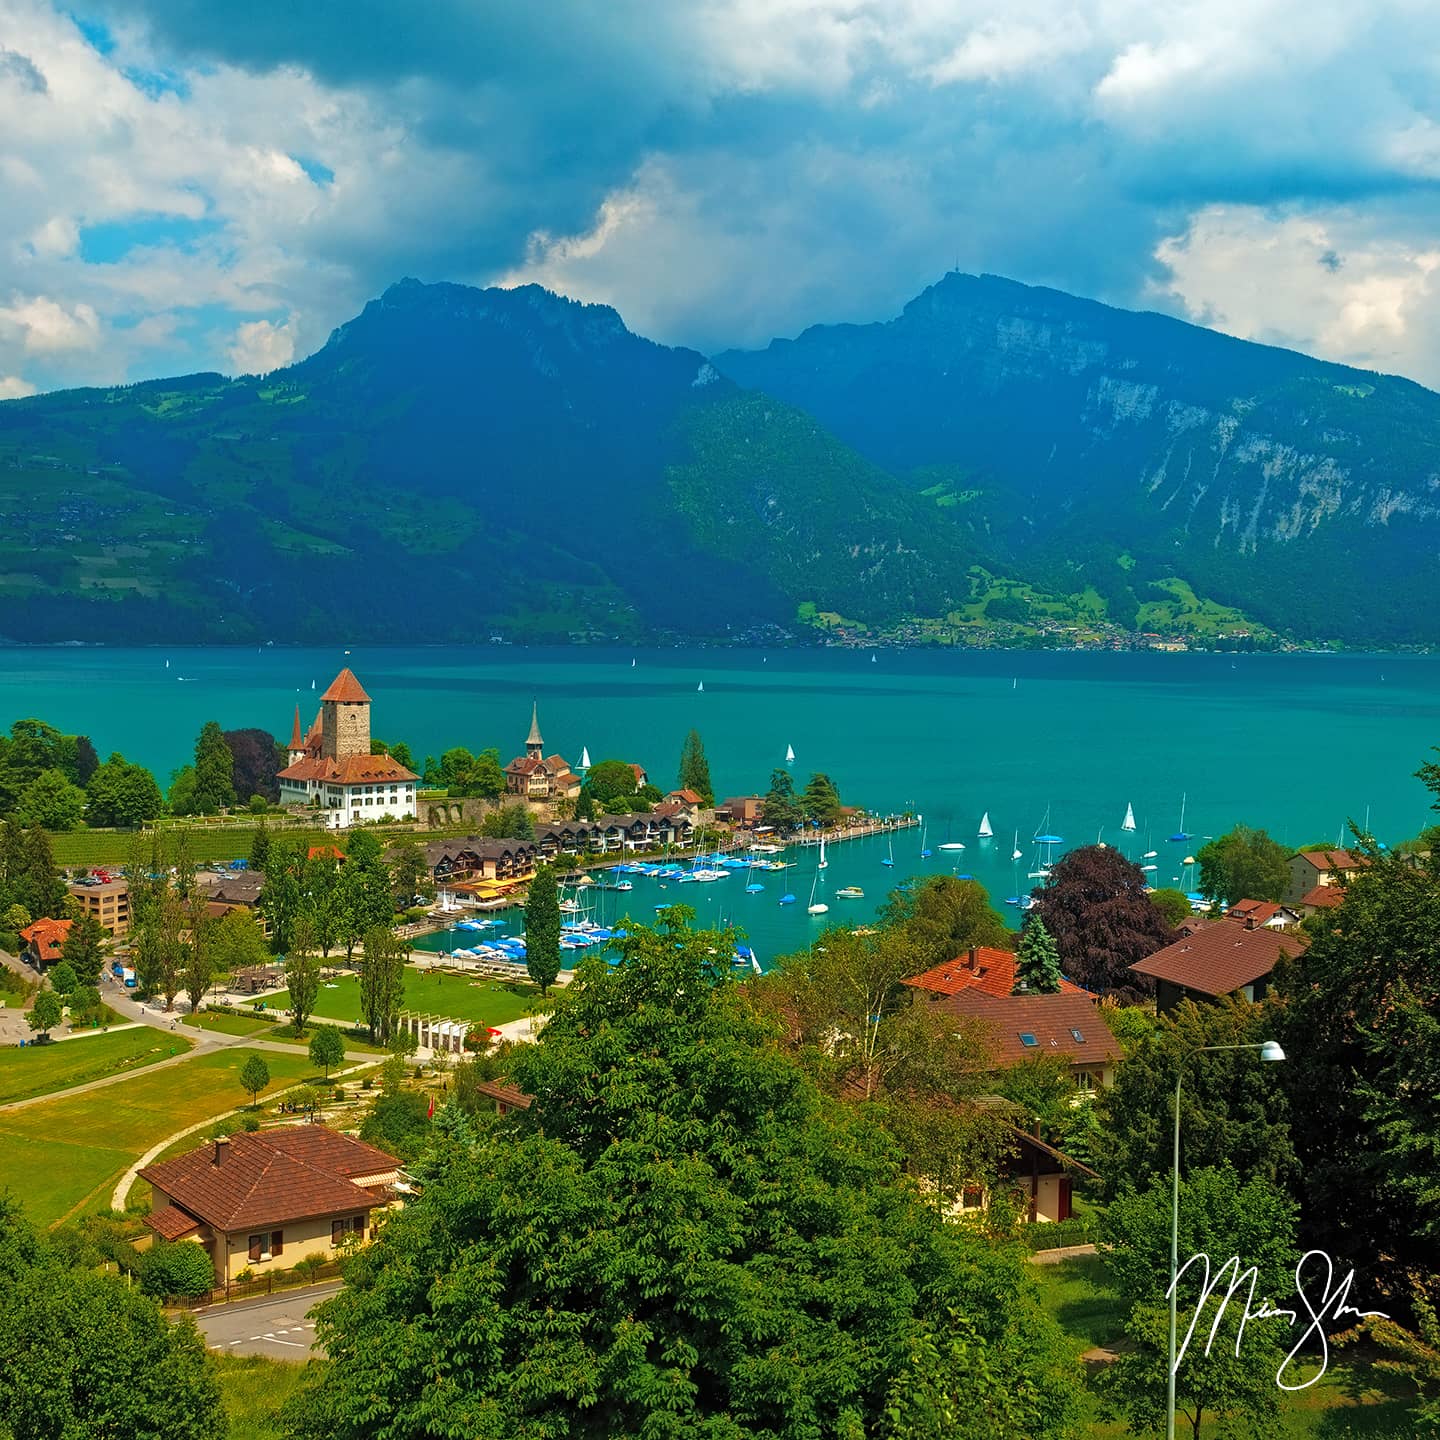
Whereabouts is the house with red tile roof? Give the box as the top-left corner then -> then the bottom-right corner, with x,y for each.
1283,848 -> 1366,906
902,946 -> 1085,1000
277,670 -> 418,828
19,916 -> 72,968
503,703 -> 582,802
140,1127 -> 402,1286
1128,916 -> 1308,1013
1298,884 -> 1346,917
1225,899 -> 1302,930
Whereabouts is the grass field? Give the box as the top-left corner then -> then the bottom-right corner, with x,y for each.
182,1012 -> 271,1038
0,1028 -> 192,1106
1030,1254 -> 1419,1436
0,1046 -> 319,1226
266,970 -> 538,1029
214,1355 -> 309,1440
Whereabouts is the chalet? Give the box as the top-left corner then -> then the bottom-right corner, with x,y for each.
471,1080 -> 533,1116
66,878 -> 131,938
716,796 -> 763,828
1128,916 -> 1308,1013
1298,884 -> 1346,918
1225,899 -> 1302,930
966,1125 -> 1098,1225
420,837 -> 538,885
503,704 -> 582,802
277,670 -> 418,827
140,1128 -> 402,1287
594,812 -> 694,852
1283,849 -> 1366,907
19,917 -> 72,968
902,946 -> 1085,1000
660,789 -> 710,824
924,988 -> 1122,1090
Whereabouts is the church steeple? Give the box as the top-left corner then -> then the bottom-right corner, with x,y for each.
287,704 -> 304,764
526,701 -> 544,760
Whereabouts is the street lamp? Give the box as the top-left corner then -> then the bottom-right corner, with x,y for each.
1167,1039 -> 1286,1440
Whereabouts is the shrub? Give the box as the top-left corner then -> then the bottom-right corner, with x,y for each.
238,1112 -> 261,1133
293,1254 -> 327,1284
140,1240 -> 216,1298
360,1077 -> 373,1091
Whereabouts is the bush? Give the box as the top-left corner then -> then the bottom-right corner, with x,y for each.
238,1112 -> 261,1133
1020,1217 -> 1094,1252
140,1240 -> 216,1298
360,1077 -> 373,1091
292,1254 -> 326,1283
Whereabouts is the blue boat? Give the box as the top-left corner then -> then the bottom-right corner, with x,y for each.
778,893 -> 796,905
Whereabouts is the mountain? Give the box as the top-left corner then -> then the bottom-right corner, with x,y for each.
0,281 -> 980,644
718,272 -> 1440,645
3,272 -> 1440,647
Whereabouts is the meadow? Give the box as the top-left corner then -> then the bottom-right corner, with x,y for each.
266,969 -> 538,1030
0,1027 -> 190,1106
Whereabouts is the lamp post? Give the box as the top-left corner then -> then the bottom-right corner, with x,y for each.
1167,1038 -> 1286,1440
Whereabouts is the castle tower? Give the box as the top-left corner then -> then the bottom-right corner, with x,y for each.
287,705 -> 305,765
319,669 -> 372,761
526,700 -> 544,761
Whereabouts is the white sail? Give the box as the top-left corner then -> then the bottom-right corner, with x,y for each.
786,743 -> 795,763
697,681 -> 704,692
580,746 -> 591,769
818,839 -> 827,869
978,811 -> 993,838
1122,802 -> 1136,832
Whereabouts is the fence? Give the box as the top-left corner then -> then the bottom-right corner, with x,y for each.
1021,1217 -> 1095,1252
163,1256 -> 346,1309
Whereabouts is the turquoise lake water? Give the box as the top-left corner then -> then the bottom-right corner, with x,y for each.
1,646 -> 1436,960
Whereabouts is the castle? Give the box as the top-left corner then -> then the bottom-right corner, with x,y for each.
277,669 -> 418,827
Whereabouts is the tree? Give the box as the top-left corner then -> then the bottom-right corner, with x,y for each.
285,931 -> 321,1037
260,841 -> 302,954
223,727 -> 282,804
15,768 -> 86,831
524,863 -> 562,994
677,728 -> 714,804
60,912 -> 107,987
1099,996 -> 1297,1199
191,721 -> 235,814
165,766 -> 198,816
358,926 -> 406,1044
211,907 -> 269,978
239,1053 -> 270,1106
181,896 -> 214,1014
878,873 -> 1009,972
478,801 -> 535,840
0,1201 -> 224,1440
139,1241 -> 216,1299
301,851 -> 343,956
12,826 -> 66,919
760,765 -> 802,833
1149,886 -> 1194,927
248,819 -> 271,873
1197,825 -> 1291,907
582,757 -> 642,810
73,734 -> 98,785
1031,844 -> 1173,998
27,989 -> 62,1037
387,839 -> 431,907
358,1090 -> 432,1162
68,984 -> 102,1025
309,1025 -> 346,1078
83,752 -> 163,827
47,961 -> 77,997
1013,911 -> 1062,993
436,746 -> 475,792
1271,835 -> 1440,1292
801,771 -> 844,827
336,846 -> 395,958
286,921 -> 1081,1440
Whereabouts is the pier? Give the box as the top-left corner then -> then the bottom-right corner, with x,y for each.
790,816 -> 920,847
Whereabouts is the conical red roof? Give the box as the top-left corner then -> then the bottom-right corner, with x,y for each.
289,704 -> 303,749
321,668 -> 371,704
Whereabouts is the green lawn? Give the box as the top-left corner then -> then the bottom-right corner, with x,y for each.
266,969 -> 539,1030
1030,1254 -> 1420,1436
182,1012 -> 270,1038
0,1046 -> 319,1226
214,1354 -> 309,1440
0,1028 -> 193,1106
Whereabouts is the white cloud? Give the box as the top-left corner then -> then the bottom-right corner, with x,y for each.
0,294 -> 100,351
0,374 -> 38,398
226,317 -> 295,374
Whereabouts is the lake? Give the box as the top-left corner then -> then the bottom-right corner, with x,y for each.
1,645 -> 1435,959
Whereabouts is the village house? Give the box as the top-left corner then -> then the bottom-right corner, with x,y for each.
659,789 -> 711,825
503,704 -> 582,802
196,870 -> 271,937
18,916 -> 71,968
715,795 -> 763,828
1297,884 -> 1346,919
957,1121 -> 1098,1225
277,670 -> 418,828
420,837 -> 539,886
66,877 -> 131,939
1282,848 -> 1366,907
140,1128 -> 402,1287
1225,898 -> 1302,930
1128,915 -> 1308,1013
902,946 -> 1086,1000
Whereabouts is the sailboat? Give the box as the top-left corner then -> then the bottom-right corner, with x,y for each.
871,653 -> 877,663
697,681 -> 704,692
631,658 -> 636,668
919,826 -> 931,859
785,743 -> 795,764
807,872 -> 828,915
1122,802 -> 1136,833
881,838 -> 895,867
744,859 -> 765,894
164,659 -> 169,669
1011,830 -> 1023,862
818,838 -> 827,870
978,812 -> 993,839
1169,793 -> 1191,843
580,746 -> 591,770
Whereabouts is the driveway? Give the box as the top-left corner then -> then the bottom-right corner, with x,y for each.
190,1281 -> 341,1358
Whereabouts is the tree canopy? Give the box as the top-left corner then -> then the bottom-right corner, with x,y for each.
678,728 -> 714,804
83,753 -> 163,828
524,862 -> 562,994
1014,911 -> 1061,993
877,874 -> 1009,972
288,919 -> 1080,1440
191,720 -> 235,814
1196,825 -> 1291,907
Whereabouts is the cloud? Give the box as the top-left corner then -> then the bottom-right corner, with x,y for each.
3,0 -> 1440,390
225,316 -> 294,374
0,294 -> 101,351
0,374 -> 38,398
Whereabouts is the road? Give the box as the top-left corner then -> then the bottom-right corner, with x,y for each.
190,1281 -> 341,1357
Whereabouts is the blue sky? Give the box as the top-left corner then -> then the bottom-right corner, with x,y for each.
3,0 -> 1440,397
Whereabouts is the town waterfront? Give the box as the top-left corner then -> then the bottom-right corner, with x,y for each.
2,645 -> 1437,957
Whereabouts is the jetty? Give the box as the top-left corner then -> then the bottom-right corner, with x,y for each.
791,816 -> 920,847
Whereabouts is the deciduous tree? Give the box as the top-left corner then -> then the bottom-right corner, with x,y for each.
386,839 -> 431,907
27,989 -> 62,1037
285,922 -> 321,1037
524,863 -> 561,995
239,1053 -> 270,1106
878,873 -> 1009,972
85,753 -> 164,827
212,907 -> 269,978
1196,825 -> 1291,907
47,961 -> 77,997
223,727 -> 282,804
309,1024 -> 345,1078
358,926 -> 406,1044
15,768 -> 86,831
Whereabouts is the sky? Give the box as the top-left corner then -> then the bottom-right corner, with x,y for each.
4,0 -> 1440,397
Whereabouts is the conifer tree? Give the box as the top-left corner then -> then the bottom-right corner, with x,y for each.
191,720 -> 235,814
677,729 -> 714,805
1014,912 -> 1062,994
524,864 -> 562,995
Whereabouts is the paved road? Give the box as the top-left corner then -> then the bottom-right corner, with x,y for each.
191,1281 -> 341,1358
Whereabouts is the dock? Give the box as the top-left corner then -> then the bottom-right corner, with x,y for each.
790,816 -> 920,847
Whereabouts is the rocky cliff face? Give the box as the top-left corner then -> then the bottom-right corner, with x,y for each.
719,273 -> 1440,643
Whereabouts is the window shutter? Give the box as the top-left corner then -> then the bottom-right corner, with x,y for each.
271,1230 -> 283,1257
332,1219 -> 343,1245
248,1234 -> 262,1262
